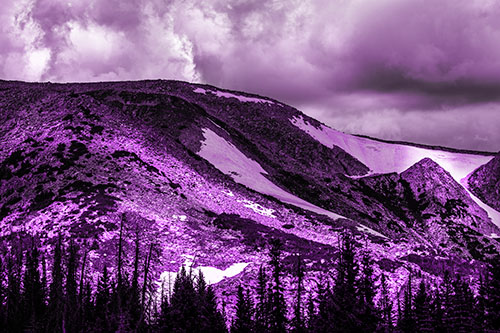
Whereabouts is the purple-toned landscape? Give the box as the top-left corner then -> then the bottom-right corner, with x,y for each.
1,1 -> 500,332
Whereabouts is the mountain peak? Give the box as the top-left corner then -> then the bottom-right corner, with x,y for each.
401,157 -> 450,181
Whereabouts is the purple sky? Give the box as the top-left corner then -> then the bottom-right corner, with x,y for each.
1,0 -> 500,152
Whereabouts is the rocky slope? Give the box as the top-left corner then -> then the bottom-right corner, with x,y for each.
0,79 -> 499,314
468,152 -> 500,211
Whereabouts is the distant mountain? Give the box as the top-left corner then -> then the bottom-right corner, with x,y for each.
1,79 -> 499,319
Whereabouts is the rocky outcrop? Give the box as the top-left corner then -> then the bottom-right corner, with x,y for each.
348,158 -> 500,259
468,152 -> 500,211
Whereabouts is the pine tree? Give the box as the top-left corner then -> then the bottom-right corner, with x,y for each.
332,232 -> 360,332
65,239 -> 80,332
441,270 -> 454,331
484,257 -> 500,330
6,250 -> 23,331
305,292 -> 316,332
448,277 -> 474,333
40,254 -> 48,310
430,284 -> 445,333
291,254 -> 305,333
163,265 -> 200,332
0,255 -> 5,329
413,280 -> 433,332
255,265 -> 270,332
358,253 -> 379,332
475,274 -> 487,332
313,281 -> 337,333
378,273 -> 393,332
48,237 -> 64,332
268,238 -> 287,333
397,270 -> 415,333
22,240 -> 45,330
203,285 -> 228,333
127,228 -> 142,330
82,281 -> 94,330
231,285 -> 254,333
95,266 -> 111,331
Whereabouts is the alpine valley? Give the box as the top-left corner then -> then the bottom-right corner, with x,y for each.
0,79 -> 499,328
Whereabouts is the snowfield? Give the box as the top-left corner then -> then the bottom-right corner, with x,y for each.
193,87 -> 274,104
197,128 -> 345,221
291,116 -> 500,227
160,255 -> 250,285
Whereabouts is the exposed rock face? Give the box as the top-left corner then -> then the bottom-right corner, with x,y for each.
469,152 -> 500,211
343,158 -> 500,259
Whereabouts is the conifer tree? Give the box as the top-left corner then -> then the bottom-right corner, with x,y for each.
305,293 -> 316,332
163,266 -> 200,332
291,254 -> 305,333
48,237 -> 64,332
255,265 -> 270,332
82,281 -> 94,330
268,238 -> 287,333
95,266 -> 111,331
413,280 -> 433,332
430,284 -> 445,332
0,255 -> 5,329
41,254 -> 48,309
65,239 -> 80,332
203,285 -> 228,333
231,285 -> 254,333
22,241 -> 45,330
313,281 -> 337,333
378,273 -> 393,332
6,250 -> 23,331
127,228 -> 142,330
332,232 -> 360,332
441,270 -> 454,331
475,274 -> 487,331
397,271 -> 415,332
448,277 -> 474,332
358,253 -> 379,332
484,257 -> 500,330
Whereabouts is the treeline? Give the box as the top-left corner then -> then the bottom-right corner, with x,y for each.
1,232 -> 500,332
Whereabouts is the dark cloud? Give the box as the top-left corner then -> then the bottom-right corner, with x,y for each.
0,0 -> 499,151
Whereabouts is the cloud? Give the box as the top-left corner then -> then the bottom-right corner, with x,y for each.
302,95 -> 500,152
0,0 -> 499,150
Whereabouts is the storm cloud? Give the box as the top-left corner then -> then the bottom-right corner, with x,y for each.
1,0 -> 499,151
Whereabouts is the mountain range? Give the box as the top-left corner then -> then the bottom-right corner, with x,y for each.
0,79 -> 499,317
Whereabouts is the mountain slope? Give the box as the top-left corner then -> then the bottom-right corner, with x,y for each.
0,79 -> 499,315
291,115 -> 500,228
468,152 -> 500,212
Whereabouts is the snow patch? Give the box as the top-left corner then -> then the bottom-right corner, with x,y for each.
291,116 -> 493,182
198,128 -> 345,220
173,214 -> 187,221
160,256 -> 250,285
237,199 -> 276,218
193,87 -> 206,94
357,224 -> 388,239
193,87 -> 273,104
222,190 -> 235,197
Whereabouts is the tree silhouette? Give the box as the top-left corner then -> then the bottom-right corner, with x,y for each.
231,285 -> 254,333
255,264 -> 270,332
268,238 -> 287,333
413,280 -> 433,332
291,254 -> 305,333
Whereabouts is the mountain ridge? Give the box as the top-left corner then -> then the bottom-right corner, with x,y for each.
1,79 -> 500,322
